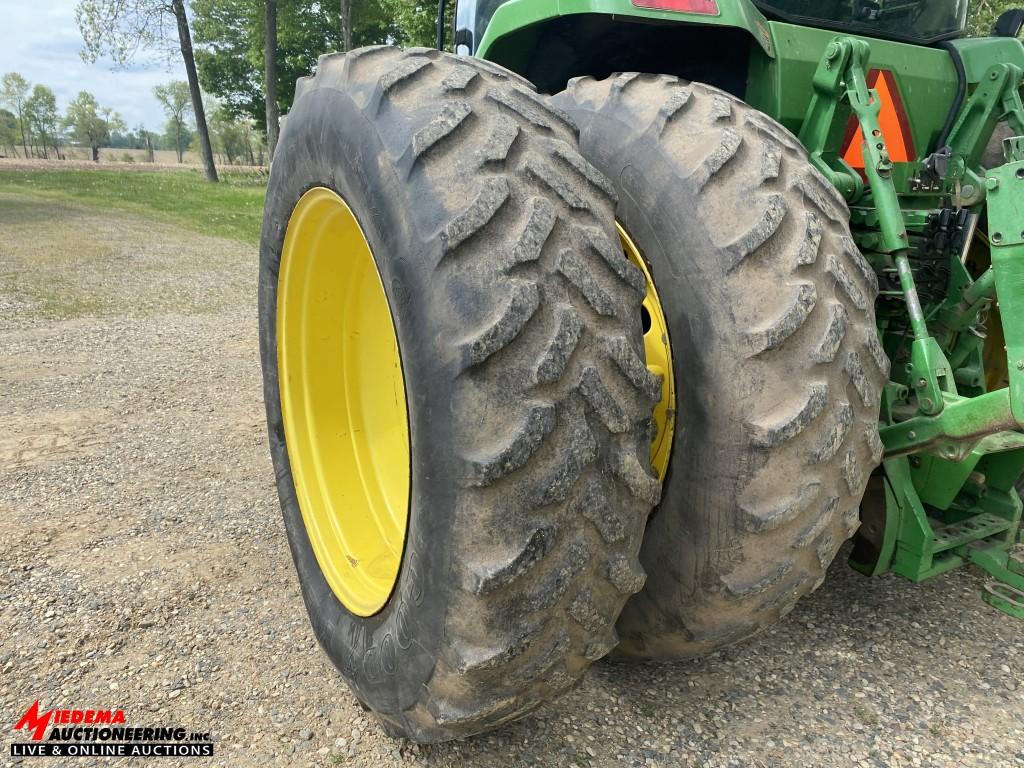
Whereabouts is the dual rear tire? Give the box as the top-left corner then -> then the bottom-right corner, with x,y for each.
259,52 -> 885,741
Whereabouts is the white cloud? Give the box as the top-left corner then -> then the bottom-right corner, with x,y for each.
0,0 -> 186,131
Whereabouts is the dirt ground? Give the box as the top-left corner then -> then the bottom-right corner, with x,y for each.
0,157 -> 265,175
0,147 -> 206,165
1,191 -> 1023,768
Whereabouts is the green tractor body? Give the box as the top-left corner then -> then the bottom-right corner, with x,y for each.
461,0 -> 1024,613
465,1 -> 981,164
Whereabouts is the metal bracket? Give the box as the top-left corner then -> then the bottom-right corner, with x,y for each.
881,389 -> 1017,460
985,159 -> 1024,429
939,63 -> 1024,205
797,38 -> 866,203
801,38 -> 952,418
968,546 -> 1024,619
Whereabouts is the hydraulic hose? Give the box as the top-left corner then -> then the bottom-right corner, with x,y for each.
935,41 -> 967,151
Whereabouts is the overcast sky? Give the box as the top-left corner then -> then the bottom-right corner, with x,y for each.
0,0 -> 184,131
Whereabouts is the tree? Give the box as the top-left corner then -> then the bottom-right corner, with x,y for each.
968,2 -> 1020,35
64,91 -> 122,161
25,85 -> 59,159
154,81 -> 193,162
380,0 -> 454,48
0,73 -> 31,158
165,118 -> 193,160
0,108 -> 18,157
191,0 -> 393,132
170,0 -> 217,178
210,106 -> 247,164
76,0 -> 219,181
102,107 -> 127,147
340,0 -> 352,51
264,0 -> 279,160
133,122 -> 156,160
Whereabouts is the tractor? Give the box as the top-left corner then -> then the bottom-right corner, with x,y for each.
257,0 -> 1024,743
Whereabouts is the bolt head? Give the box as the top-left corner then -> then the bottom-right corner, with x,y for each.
1017,360 -> 1024,371
987,177 -> 1000,191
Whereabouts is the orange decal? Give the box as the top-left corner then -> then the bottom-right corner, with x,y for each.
841,69 -> 915,171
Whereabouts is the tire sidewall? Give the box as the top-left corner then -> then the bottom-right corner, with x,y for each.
258,84 -> 457,714
570,106 -> 756,589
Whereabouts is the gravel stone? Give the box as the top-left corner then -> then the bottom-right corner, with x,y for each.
1,192 -> 1022,768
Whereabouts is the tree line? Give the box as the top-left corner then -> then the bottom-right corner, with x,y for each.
0,75 -> 128,162
0,72 -> 266,166
69,0 -> 451,182
4,0 -> 1016,177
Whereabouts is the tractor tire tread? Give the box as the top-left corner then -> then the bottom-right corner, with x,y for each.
554,74 -> 886,658
285,49 -> 658,740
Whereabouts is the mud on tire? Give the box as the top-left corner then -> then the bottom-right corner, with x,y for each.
258,49 -> 661,741
553,74 -> 888,659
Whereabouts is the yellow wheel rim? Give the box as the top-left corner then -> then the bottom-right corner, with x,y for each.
277,187 -> 410,617
618,223 -> 676,481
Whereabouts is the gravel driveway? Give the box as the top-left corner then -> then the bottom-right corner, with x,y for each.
2,191 -> 1022,768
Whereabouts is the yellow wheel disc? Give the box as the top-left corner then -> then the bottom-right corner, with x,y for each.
277,188 -> 410,617
618,223 -> 676,481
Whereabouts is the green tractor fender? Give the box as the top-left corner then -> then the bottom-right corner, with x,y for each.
470,0 -> 1024,158
474,0 -> 774,76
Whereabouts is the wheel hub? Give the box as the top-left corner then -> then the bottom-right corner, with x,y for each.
277,187 -> 410,617
618,223 -> 675,481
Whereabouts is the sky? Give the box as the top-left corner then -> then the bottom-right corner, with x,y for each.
0,0 -> 184,131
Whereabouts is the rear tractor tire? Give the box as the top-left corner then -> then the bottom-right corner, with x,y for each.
259,48 -> 661,741
553,74 -> 889,658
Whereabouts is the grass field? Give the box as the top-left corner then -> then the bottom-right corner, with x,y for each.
0,166 -> 266,244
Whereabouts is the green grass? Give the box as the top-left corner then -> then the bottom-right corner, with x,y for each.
17,284 -> 107,319
0,167 -> 266,244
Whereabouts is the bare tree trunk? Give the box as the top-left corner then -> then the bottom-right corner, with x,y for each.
18,113 -> 27,159
264,0 -> 279,162
340,0 -> 352,52
171,0 -> 218,182
91,145 -> 99,162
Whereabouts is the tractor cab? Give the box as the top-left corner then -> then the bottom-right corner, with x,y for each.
753,0 -> 968,44
453,0 -> 501,55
